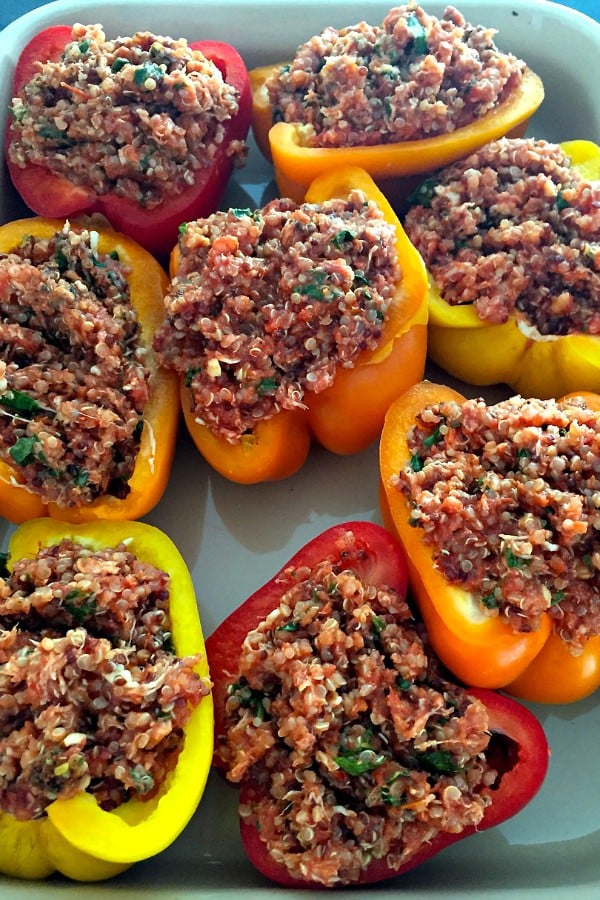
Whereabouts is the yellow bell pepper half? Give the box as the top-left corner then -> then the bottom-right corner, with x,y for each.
0,519 -> 213,881
426,140 -> 600,399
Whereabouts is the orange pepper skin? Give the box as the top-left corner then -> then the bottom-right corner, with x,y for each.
425,141 -> 600,399
0,518 -> 213,881
0,217 -> 179,524
250,62 -> 544,203
174,166 -> 428,484
379,380 -> 600,701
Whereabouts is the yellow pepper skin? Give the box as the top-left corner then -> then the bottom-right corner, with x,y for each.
174,166 -> 428,483
0,217 -> 180,525
250,62 -> 544,203
0,518 -> 213,881
426,141 -> 600,399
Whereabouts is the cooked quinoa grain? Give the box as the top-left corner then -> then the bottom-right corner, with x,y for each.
396,394 -> 600,650
220,532 -> 495,886
0,539 -> 208,820
0,224 -> 150,507
153,193 -> 400,442
404,138 -> 600,335
266,3 -> 525,148
8,24 -> 245,208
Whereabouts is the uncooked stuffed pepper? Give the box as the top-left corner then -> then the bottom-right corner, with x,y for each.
379,380 -> 600,704
6,24 -> 252,259
0,216 -> 179,524
250,3 -> 543,202
0,518 -> 213,881
404,138 -> 600,398
206,522 -> 549,887
153,165 -> 428,483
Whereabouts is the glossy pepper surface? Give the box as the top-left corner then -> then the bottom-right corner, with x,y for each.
0,216 -> 179,525
249,61 -> 543,204
379,380 -> 600,703
5,26 -> 252,260
0,518 -> 213,881
174,165 -> 428,484
206,522 -> 549,887
425,140 -> 600,399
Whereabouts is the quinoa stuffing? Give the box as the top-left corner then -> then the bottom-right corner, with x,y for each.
8,23 -> 246,208
266,3 -> 525,148
0,223 -> 151,508
404,137 -> 600,335
0,539 -> 208,820
219,533 -> 496,887
396,394 -> 600,651
153,192 -> 400,442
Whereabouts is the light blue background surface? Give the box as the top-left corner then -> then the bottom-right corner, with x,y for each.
1,0 -> 598,30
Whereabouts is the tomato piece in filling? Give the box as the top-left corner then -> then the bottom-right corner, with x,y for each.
219,554 -> 495,887
0,539 -> 208,821
153,192 -> 400,443
396,393 -> 600,650
0,224 -> 149,507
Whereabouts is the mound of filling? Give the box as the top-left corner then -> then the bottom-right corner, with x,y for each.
153,192 -> 400,442
0,538 -> 208,820
404,137 -> 600,335
396,394 -> 600,650
0,224 -> 151,508
8,24 -> 246,208
266,3 -> 525,148
219,538 -> 496,886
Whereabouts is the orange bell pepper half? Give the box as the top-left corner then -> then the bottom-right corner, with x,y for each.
171,166 -> 428,484
379,381 -> 600,702
0,217 -> 179,524
250,62 -> 544,203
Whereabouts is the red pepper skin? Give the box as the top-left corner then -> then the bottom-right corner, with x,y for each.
5,27 -> 252,260
206,523 -> 549,888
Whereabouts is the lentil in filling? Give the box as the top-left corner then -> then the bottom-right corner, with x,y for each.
0,539 -> 208,821
220,534 -> 495,887
404,137 -> 600,335
8,24 -> 245,208
266,3 -> 525,148
0,224 -> 151,507
396,394 -> 600,650
153,193 -> 400,442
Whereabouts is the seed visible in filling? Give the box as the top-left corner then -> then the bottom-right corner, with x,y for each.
404,137 -> 600,335
0,223 -> 151,508
0,539 -> 209,821
396,394 -> 600,650
8,24 -> 246,208
266,3 -> 525,148
153,192 -> 400,442
220,532 -> 495,887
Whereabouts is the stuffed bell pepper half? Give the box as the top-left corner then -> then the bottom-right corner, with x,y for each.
153,165 -> 428,483
0,216 -> 179,524
206,522 -> 549,888
0,518 -> 213,881
379,381 -> 600,704
404,138 -> 600,398
6,24 -> 252,259
250,3 -> 543,203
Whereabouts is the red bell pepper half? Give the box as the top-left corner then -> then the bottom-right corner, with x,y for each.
5,26 -> 252,259
206,522 -> 549,888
